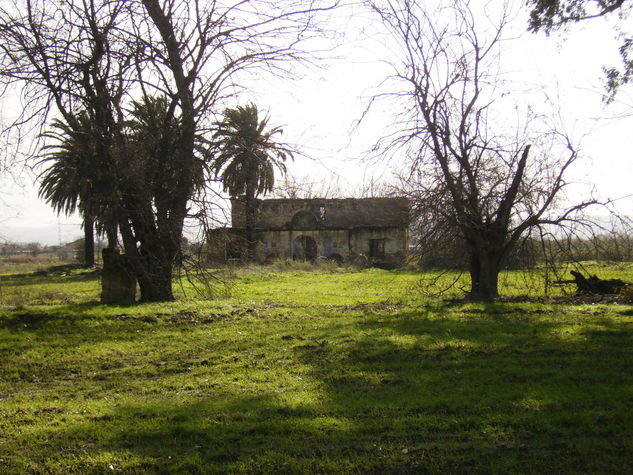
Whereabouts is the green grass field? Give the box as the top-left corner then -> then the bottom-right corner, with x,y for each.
1,260 -> 633,473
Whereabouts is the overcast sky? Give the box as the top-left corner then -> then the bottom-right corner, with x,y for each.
1,0 -> 632,245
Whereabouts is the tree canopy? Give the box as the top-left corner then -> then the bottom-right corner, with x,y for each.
38,115 -> 101,266
213,104 -> 291,200
527,0 -> 627,31
0,0 -> 335,301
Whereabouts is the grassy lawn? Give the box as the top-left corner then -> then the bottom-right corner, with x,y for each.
1,262 -> 633,472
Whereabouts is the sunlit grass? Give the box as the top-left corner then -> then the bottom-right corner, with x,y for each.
1,261 -> 633,471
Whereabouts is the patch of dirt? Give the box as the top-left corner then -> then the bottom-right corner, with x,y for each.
548,294 -> 631,305
2,311 -> 57,329
448,294 -> 633,305
155,310 -> 234,325
32,263 -> 91,276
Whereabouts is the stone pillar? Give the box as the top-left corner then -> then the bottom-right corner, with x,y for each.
101,248 -> 137,304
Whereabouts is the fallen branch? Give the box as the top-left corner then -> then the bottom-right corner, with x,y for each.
569,270 -> 628,294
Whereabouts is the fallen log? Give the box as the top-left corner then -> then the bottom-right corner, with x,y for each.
569,270 -> 627,295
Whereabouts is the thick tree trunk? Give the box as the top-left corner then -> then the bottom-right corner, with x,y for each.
83,216 -> 95,268
117,213 -> 177,303
140,1 -> 198,301
106,223 -> 118,249
468,252 -> 501,301
136,229 -> 177,302
137,263 -> 174,302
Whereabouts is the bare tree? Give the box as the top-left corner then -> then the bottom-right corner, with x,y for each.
0,0 -> 336,301
367,0 -> 597,300
273,172 -> 345,199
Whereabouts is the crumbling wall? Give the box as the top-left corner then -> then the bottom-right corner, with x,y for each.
210,226 -> 407,265
258,229 -> 351,261
221,197 -> 410,266
349,227 -> 407,266
231,197 -> 409,230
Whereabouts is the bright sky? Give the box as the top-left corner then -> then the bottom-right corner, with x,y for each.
1,1 -> 632,245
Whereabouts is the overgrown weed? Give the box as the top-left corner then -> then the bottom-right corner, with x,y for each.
176,267 -> 236,300
228,257 -> 351,276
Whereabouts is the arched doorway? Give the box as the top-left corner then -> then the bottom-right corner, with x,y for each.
293,235 -> 317,261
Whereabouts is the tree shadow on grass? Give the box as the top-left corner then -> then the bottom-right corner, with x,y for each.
5,303 -> 633,473
288,306 -> 633,472
11,394 -> 397,473
1,268 -> 100,288
0,302 -> 129,330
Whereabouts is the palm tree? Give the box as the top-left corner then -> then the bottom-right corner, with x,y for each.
38,114 -> 115,267
213,103 -> 292,261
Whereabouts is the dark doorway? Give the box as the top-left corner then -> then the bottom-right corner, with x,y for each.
369,238 -> 385,258
293,235 -> 318,261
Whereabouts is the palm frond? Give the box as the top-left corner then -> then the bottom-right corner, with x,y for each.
213,103 -> 292,199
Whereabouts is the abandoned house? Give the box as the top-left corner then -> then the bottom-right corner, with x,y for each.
208,197 -> 410,267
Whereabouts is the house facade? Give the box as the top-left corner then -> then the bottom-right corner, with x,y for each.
209,197 -> 410,267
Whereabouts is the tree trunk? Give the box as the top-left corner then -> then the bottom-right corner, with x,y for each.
117,212 -> 177,303
106,223 -> 118,249
83,216 -> 95,268
137,263 -> 174,302
136,0 -> 195,300
135,233 -> 177,302
468,252 -> 500,301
